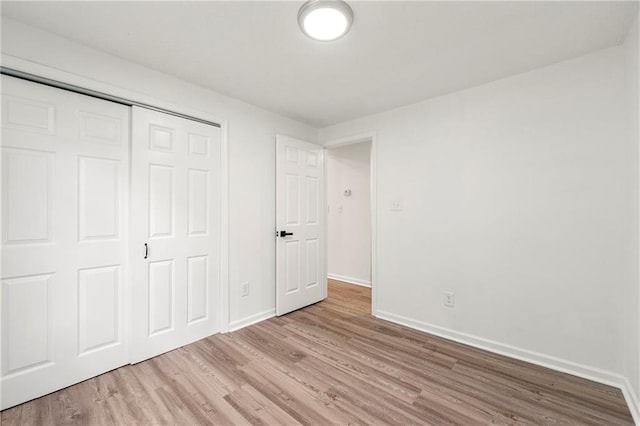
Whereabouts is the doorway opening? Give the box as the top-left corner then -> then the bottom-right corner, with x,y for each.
325,133 -> 376,315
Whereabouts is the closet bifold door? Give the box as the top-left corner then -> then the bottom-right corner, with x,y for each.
0,75 -> 130,409
129,106 -> 221,364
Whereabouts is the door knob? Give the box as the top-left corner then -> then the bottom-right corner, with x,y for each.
278,231 -> 294,238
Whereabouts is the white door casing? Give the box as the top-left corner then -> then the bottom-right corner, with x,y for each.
1,75 -> 129,409
130,106 -> 221,363
275,134 -> 326,316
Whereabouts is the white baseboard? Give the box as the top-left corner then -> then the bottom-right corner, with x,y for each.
228,308 -> 275,332
328,273 -> 371,288
621,377 -> 640,425
376,310 -> 639,424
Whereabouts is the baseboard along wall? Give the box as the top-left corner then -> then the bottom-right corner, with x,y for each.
228,309 -> 275,332
327,273 -> 371,288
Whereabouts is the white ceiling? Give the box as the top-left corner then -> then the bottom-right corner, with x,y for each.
2,1 -> 638,127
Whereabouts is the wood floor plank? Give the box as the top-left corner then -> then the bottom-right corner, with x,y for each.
237,355 -> 352,425
284,327 -> 423,404
224,384 -> 300,426
1,279 -> 634,425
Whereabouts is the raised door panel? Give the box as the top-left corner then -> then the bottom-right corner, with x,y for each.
149,165 -> 174,239
305,151 -> 318,168
286,146 -> 298,163
188,169 -> 209,236
2,95 -> 56,135
149,124 -> 174,152
78,157 -> 120,241
1,148 -> 54,245
1,273 -> 55,376
286,174 -> 300,226
306,239 -> 318,288
148,260 -> 174,336
305,176 -> 319,225
79,111 -> 122,146
188,132 -> 209,157
78,266 -> 120,354
285,241 -> 300,294
187,255 -> 208,324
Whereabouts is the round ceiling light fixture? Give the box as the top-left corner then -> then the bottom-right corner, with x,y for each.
298,0 -> 354,41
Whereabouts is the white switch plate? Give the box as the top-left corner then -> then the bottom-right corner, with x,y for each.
241,281 -> 250,297
390,200 -> 403,211
443,291 -> 455,307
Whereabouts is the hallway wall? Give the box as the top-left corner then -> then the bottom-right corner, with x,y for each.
327,142 -> 372,286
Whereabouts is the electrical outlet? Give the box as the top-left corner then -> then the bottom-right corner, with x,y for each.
443,291 -> 455,307
390,200 -> 403,211
241,282 -> 250,297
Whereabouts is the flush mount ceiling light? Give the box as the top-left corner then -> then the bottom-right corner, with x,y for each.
298,0 -> 354,41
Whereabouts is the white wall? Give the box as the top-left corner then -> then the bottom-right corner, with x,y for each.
0,18 -> 318,329
320,46 -> 635,390
624,11 -> 640,410
327,142 -> 371,286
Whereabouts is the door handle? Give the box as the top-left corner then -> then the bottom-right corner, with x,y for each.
278,231 -> 294,238
144,243 -> 149,259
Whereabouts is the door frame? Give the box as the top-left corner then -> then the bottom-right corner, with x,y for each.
2,54 -> 231,335
323,131 -> 378,316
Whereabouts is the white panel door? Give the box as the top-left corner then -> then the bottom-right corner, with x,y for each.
276,135 -> 326,315
0,76 -> 129,409
130,106 -> 221,363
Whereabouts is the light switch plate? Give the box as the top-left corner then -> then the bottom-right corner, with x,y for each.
390,200 -> 403,211
443,291 -> 455,307
241,282 -> 250,297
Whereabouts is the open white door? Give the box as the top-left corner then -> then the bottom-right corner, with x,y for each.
276,135 -> 326,315
130,107 -> 221,363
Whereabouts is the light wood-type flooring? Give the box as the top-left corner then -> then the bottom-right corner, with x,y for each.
1,279 -> 634,425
